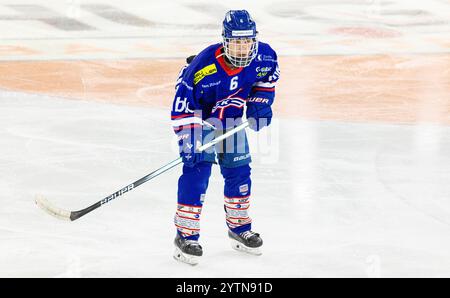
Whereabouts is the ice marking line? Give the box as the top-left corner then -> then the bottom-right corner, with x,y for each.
374,145 -> 450,228
0,34 -> 218,41
136,82 -> 174,98
0,225 -> 106,244
5,127 -> 150,153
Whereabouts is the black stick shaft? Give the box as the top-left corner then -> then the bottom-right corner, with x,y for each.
69,157 -> 182,220
68,121 -> 249,221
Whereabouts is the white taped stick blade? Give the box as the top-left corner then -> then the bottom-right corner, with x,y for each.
35,195 -> 71,221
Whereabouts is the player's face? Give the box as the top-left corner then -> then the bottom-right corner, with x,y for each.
223,35 -> 258,67
228,38 -> 254,59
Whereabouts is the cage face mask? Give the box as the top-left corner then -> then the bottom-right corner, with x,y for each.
222,10 -> 258,68
223,36 -> 258,68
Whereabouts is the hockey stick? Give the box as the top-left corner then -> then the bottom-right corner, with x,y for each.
35,121 -> 249,221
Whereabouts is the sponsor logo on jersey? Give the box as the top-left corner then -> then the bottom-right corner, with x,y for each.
257,72 -> 268,78
212,98 -> 246,111
181,80 -> 193,90
233,153 -> 251,162
194,63 -> 217,85
201,80 -> 221,88
210,88 -> 246,119
256,66 -> 272,73
211,97 -> 246,119
256,66 -> 272,78
262,55 -> 277,62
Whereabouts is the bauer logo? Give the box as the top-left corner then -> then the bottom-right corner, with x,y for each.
194,63 -> 217,85
248,97 -> 269,104
101,184 -> 134,205
233,154 -> 251,162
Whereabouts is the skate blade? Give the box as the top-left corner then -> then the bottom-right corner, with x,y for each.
173,247 -> 200,265
230,239 -> 262,256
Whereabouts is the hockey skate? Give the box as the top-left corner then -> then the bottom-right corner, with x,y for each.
173,234 -> 203,265
228,230 -> 263,255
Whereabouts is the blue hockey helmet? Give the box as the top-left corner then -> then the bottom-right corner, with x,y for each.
222,10 -> 258,67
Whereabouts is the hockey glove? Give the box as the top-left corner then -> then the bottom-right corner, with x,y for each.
246,97 -> 273,131
177,126 -> 204,167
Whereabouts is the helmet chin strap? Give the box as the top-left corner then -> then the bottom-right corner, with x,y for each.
219,47 -> 240,69
223,52 -> 236,68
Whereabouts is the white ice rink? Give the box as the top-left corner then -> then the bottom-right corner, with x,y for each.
2,92 -> 450,277
1,0 -> 450,277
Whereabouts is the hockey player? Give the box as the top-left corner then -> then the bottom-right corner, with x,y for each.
171,10 -> 280,265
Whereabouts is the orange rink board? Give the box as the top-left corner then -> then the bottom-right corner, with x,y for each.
0,55 -> 449,125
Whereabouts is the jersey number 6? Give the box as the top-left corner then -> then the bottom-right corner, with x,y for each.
230,76 -> 238,91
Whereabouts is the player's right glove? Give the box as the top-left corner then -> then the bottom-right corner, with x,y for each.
177,126 -> 204,167
246,97 -> 273,131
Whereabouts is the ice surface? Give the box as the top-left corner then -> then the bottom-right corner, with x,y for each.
0,0 -> 450,277
1,92 -> 450,277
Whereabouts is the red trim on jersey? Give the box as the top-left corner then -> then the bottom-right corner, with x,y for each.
252,87 -> 275,92
173,124 -> 202,132
171,114 -> 200,120
215,46 -> 243,76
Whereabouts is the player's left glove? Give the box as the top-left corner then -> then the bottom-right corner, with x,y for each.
246,97 -> 273,131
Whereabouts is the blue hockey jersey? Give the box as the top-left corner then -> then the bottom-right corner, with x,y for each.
171,42 -> 280,131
